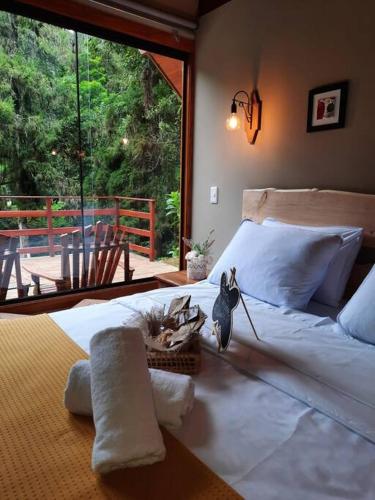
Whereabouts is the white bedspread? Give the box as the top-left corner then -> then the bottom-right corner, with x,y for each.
51,283 -> 375,499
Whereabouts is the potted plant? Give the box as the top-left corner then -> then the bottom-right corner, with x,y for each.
183,229 -> 215,280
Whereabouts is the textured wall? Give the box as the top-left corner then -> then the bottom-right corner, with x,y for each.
192,0 -> 375,260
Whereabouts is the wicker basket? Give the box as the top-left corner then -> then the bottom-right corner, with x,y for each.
146,339 -> 201,375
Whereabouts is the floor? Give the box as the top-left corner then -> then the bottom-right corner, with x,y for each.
6,253 -> 177,301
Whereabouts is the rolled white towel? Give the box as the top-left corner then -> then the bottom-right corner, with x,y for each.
64,360 -> 92,416
90,326 -> 165,473
149,368 -> 195,431
64,360 -> 195,431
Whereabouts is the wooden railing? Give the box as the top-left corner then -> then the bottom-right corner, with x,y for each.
0,196 -> 156,261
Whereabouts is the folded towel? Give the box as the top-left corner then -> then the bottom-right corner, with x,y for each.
64,360 -> 195,430
149,367 -> 195,430
90,326 -> 166,473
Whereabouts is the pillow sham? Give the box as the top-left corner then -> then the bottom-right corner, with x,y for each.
207,220 -> 342,309
262,218 -> 363,307
338,265 -> 375,345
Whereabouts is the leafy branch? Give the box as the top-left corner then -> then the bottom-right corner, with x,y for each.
183,229 -> 215,256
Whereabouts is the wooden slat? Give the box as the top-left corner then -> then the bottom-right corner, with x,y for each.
88,222 -> 103,286
0,210 -> 46,218
101,230 -> 120,285
119,209 -> 151,220
108,244 -> 123,284
0,236 -> 8,278
96,225 -> 113,285
123,240 -> 131,282
0,238 -> 9,299
81,225 -> 92,289
1,228 -> 77,237
108,235 -> 126,284
53,208 -> 116,217
71,231 -> 81,290
46,197 -> 55,256
129,242 -> 151,255
60,234 -> 71,290
0,238 -> 17,301
120,226 -> 151,237
18,246 -> 62,255
13,253 -> 27,297
22,263 -> 63,282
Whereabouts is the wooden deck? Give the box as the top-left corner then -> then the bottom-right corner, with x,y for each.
6,252 -> 177,300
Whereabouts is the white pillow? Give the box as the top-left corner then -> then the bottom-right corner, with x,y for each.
208,220 -> 342,309
262,218 -> 363,307
338,265 -> 375,345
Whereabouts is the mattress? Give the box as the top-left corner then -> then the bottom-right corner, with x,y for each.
51,283 -> 375,499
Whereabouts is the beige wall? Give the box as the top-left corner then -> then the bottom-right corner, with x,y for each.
192,0 -> 375,261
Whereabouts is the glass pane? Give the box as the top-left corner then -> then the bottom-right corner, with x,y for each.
0,9 -> 183,302
0,12 -> 83,300
78,33 -> 183,286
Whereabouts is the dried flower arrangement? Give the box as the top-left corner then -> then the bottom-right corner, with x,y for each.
141,295 -> 207,353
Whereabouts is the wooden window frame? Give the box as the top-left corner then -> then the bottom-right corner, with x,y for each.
0,0 -> 195,312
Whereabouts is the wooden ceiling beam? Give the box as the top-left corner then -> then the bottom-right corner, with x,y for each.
13,0 -> 195,53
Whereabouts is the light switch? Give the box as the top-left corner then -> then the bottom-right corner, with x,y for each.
210,186 -> 218,204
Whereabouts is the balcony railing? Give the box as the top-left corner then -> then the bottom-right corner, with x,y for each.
0,196 -> 156,261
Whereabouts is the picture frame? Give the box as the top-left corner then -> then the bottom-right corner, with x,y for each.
307,81 -> 349,133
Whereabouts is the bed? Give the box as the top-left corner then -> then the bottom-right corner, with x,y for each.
1,188 -> 375,499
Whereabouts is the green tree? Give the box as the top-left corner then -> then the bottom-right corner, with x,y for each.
0,12 -> 181,257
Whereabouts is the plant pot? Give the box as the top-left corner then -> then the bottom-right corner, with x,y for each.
187,256 -> 207,280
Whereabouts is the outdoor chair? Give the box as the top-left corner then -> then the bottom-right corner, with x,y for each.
23,221 -> 134,295
0,235 -> 29,301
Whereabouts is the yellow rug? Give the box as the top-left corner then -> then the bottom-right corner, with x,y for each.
0,314 -> 241,499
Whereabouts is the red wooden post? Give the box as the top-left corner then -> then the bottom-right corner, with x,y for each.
149,199 -> 156,261
46,197 -> 55,257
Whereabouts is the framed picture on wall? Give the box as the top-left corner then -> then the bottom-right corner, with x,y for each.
307,81 -> 349,132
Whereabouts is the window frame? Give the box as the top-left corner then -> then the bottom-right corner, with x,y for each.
0,0 -> 194,309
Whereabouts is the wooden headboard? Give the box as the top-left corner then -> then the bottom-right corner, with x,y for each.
242,188 -> 375,296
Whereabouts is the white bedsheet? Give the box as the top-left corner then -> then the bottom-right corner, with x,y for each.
104,283 -> 375,442
51,283 -> 375,499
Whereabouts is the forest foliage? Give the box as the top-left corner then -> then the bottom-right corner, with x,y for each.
0,12 -> 181,257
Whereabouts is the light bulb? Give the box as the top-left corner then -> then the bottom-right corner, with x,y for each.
226,113 -> 241,131
51,148 -> 57,156
121,137 -> 129,146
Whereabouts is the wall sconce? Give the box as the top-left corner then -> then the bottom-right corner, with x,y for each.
226,89 -> 262,144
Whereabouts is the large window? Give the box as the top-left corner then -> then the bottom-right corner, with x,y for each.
0,10 -> 184,301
